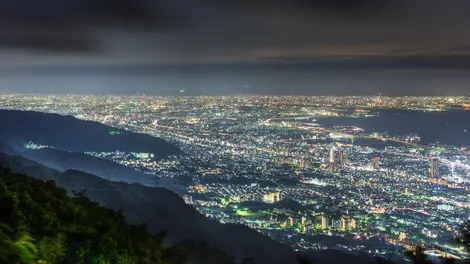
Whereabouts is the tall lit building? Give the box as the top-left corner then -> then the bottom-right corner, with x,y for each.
340,216 -> 357,231
328,147 -> 337,173
329,147 -> 335,163
288,217 -> 294,227
338,149 -> 348,165
430,157 -> 438,178
371,156 -> 380,170
337,149 -> 343,164
321,216 -> 329,230
350,218 -> 357,230
341,216 -> 351,232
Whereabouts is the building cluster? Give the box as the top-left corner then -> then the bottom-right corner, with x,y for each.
1,94 -> 470,259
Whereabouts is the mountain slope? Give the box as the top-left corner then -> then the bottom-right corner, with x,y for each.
0,166 -> 186,264
0,153 -> 298,264
58,170 -> 299,264
22,148 -> 149,182
0,109 -> 180,158
0,141 -> 15,155
21,147 -> 184,194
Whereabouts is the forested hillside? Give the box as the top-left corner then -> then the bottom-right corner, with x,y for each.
0,167 -> 185,264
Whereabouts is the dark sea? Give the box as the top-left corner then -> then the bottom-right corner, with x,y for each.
316,109 -> 470,147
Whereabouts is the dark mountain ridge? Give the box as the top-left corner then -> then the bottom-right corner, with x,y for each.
0,109 -> 180,158
0,140 -> 16,155
22,148 -> 137,176
21,147 -> 185,194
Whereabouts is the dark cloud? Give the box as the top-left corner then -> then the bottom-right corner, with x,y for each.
1,0 -> 470,68
3,0 -> 470,96
0,0 -> 169,25
221,0 -> 402,16
259,55 -> 470,70
0,27 -> 97,53
0,0 -> 186,53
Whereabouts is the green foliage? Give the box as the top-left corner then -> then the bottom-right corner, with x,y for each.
0,166 -> 186,264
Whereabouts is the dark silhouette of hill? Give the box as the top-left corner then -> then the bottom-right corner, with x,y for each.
59,170 -> 300,264
0,141 -> 15,155
0,109 -> 180,158
22,148 -> 150,182
20,147 -> 184,194
22,148 -> 141,177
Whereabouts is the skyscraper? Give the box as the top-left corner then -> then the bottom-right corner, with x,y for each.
338,149 -> 348,165
337,149 -> 343,164
329,147 -> 335,163
371,156 -> 380,170
430,157 -> 438,178
321,215 -> 329,230
341,216 -> 351,232
288,217 -> 294,227
350,218 -> 357,230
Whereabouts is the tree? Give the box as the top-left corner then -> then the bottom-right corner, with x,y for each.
0,225 -> 37,264
36,235 -> 66,263
0,166 -> 187,264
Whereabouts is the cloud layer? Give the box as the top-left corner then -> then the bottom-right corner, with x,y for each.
1,0 -> 470,95
1,0 -> 470,64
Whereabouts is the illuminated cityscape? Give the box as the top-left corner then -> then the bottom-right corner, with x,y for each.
2,94 -> 470,260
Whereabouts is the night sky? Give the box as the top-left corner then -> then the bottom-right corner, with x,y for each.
1,0 -> 470,95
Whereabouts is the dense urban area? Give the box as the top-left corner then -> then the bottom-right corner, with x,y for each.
2,94 -> 470,262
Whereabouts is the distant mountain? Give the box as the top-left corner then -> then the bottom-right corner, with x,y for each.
21,147 -> 184,194
0,141 -> 15,155
0,152 -> 59,181
0,109 -> 180,158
